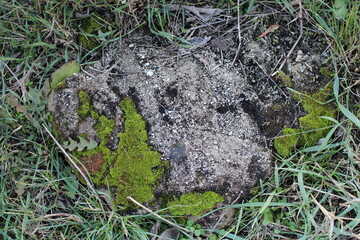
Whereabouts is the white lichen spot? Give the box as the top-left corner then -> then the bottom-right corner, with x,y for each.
146,70 -> 154,77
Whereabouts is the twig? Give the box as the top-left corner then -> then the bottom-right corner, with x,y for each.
232,0 -> 242,66
188,18 -> 236,32
42,124 -> 104,211
271,0 -> 304,76
3,61 -> 27,101
38,213 -> 84,222
253,59 -> 288,98
210,194 -> 242,234
127,196 -> 191,233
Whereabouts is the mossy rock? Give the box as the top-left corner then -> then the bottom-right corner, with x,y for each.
74,91 -> 166,207
50,88 -> 226,215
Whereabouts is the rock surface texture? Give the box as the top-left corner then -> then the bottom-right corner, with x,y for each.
48,28 -> 328,222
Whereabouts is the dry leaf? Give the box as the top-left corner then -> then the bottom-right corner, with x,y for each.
158,228 -> 179,240
259,24 -> 280,38
6,93 -> 27,113
15,177 -> 27,197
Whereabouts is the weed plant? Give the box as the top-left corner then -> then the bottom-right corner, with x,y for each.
1,0 -> 359,239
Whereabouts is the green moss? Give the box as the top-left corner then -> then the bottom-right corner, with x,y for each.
78,90 -> 91,120
319,67 -> 334,79
276,71 -> 292,87
274,84 -> 336,157
49,113 -> 62,140
54,82 -> 68,90
167,191 -> 224,216
95,115 -> 115,144
274,128 -> 300,157
296,86 -> 336,147
107,98 -> 165,206
74,91 -> 115,183
79,15 -> 102,50
74,92 -> 166,206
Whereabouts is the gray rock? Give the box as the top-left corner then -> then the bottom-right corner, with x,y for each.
48,32 -> 273,212
48,29 -> 327,225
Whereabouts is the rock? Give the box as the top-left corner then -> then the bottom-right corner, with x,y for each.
48,28 -> 328,226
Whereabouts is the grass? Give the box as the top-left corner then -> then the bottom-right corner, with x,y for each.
1,0 -> 359,239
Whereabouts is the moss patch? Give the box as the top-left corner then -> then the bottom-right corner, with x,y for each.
78,14 -> 103,50
77,90 -> 91,121
49,113 -> 62,140
74,91 -> 166,206
75,91 -> 115,183
319,67 -> 334,80
275,71 -> 292,87
167,191 -> 224,216
108,98 -> 165,206
274,84 -> 336,157
274,128 -> 300,157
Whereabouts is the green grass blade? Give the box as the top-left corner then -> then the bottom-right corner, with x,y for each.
336,102 -> 360,128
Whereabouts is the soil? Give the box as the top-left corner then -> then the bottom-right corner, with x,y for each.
48,5 -> 331,226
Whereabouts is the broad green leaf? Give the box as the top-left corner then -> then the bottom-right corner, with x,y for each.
78,136 -> 97,151
66,138 -> 78,151
333,0 -> 348,20
337,102 -> 360,128
262,208 -> 273,226
51,60 -> 80,89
